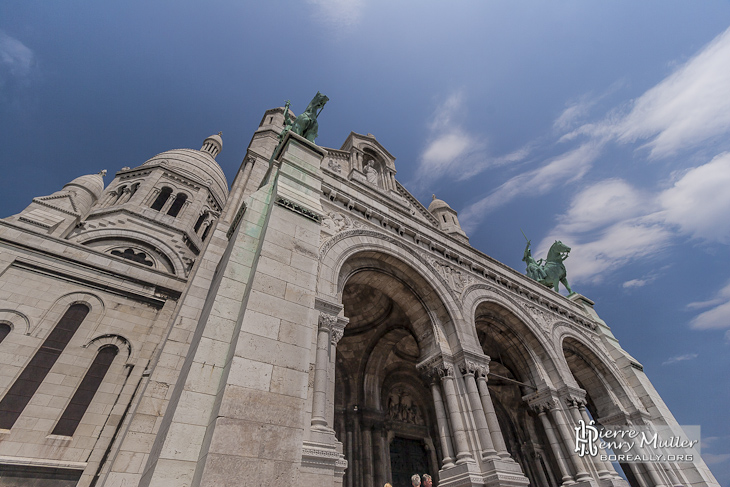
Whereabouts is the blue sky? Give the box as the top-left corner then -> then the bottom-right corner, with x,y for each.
2,1 -> 730,484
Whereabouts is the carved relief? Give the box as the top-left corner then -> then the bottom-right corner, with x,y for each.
320,211 -> 365,245
386,388 -> 424,425
427,257 -> 473,293
318,312 -> 337,330
523,303 -> 553,330
327,159 -> 342,173
417,355 -> 455,382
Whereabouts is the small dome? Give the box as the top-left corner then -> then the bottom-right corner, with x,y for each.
64,170 -> 106,200
142,149 -> 228,204
201,132 -> 223,159
428,194 -> 452,212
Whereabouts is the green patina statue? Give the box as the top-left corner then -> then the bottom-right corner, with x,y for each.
281,92 -> 329,143
522,237 -> 573,294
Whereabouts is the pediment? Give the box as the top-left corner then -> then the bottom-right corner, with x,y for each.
340,132 -> 396,171
33,193 -> 80,215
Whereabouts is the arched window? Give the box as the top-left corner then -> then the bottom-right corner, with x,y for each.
167,193 -> 187,217
52,345 -> 118,437
150,187 -> 173,211
113,185 -> 127,205
0,304 -> 89,430
194,211 -> 208,233
201,222 -> 212,241
0,323 -> 10,344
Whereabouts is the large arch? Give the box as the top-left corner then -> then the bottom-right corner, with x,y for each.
466,289 -> 572,487
319,228 -> 476,355
71,229 -> 184,275
331,246 -> 460,487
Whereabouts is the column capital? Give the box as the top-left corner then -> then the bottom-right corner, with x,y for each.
558,386 -> 587,408
416,354 -> 456,382
331,319 -> 346,345
318,312 -> 337,330
524,387 -> 559,413
454,350 -> 490,377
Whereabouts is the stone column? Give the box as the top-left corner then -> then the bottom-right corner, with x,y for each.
534,451 -> 552,487
549,404 -> 592,481
312,313 -> 335,429
118,187 -> 133,204
362,424 -> 374,487
575,402 -> 616,478
536,405 -> 575,485
375,427 -> 388,487
461,361 -> 498,459
327,321 -> 345,429
346,427 -> 354,487
476,374 -> 511,459
145,187 -> 160,207
430,380 -> 456,468
385,431 -> 394,483
160,194 -> 176,214
440,364 -> 474,464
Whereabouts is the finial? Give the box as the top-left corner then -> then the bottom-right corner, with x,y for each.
99,169 -> 107,178
218,131 -> 222,136
432,194 -> 436,200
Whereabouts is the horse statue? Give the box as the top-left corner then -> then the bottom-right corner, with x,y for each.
281,92 -> 329,143
522,239 -> 573,294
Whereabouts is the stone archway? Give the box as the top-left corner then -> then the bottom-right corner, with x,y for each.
334,263 -> 444,487
562,336 -> 655,487
474,301 -> 563,487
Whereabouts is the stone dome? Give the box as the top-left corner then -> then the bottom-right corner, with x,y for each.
142,149 -> 229,204
64,171 -> 106,200
428,194 -> 452,212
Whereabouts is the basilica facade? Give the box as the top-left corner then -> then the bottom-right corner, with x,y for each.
0,106 -> 719,487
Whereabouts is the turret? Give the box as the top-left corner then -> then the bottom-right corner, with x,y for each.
64,134 -> 229,276
428,194 -> 469,244
4,170 -> 106,237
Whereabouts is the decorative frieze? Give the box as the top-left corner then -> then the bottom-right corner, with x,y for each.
275,196 -> 321,223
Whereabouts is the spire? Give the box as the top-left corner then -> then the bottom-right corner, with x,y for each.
201,132 -> 223,159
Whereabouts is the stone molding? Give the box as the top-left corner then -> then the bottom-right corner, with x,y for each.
301,440 -> 347,477
416,354 -> 456,381
557,386 -> 588,408
454,350 -> 490,377
314,297 -> 344,316
275,196 -> 322,223
318,219 -> 600,335
523,388 -> 560,413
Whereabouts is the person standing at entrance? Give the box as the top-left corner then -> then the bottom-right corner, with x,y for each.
422,474 -> 432,487
411,474 -> 421,487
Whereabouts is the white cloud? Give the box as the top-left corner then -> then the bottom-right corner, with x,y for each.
688,281 -> 730,330
529,148 -> 730,285
662,353 -> 698,366
460,142 -> 601,233
306,0 -> 364,27
413,91 -> 531,191
623,278 -> 651,289
539,219 -> 672,285
0,30 -> 34,78
565,26 -> 730,159
421,132 -> 473,173
658,152 -> 730,244
529,179 -> 673,285
556,179 -> 652,234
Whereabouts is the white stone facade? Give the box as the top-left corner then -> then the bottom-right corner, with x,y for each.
0,108 -> 719,487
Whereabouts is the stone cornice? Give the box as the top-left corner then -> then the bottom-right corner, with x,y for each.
453,349 -> 491,377
320,224 -> 600,336
523,387 -> 560,412
319,182 -> 598,333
